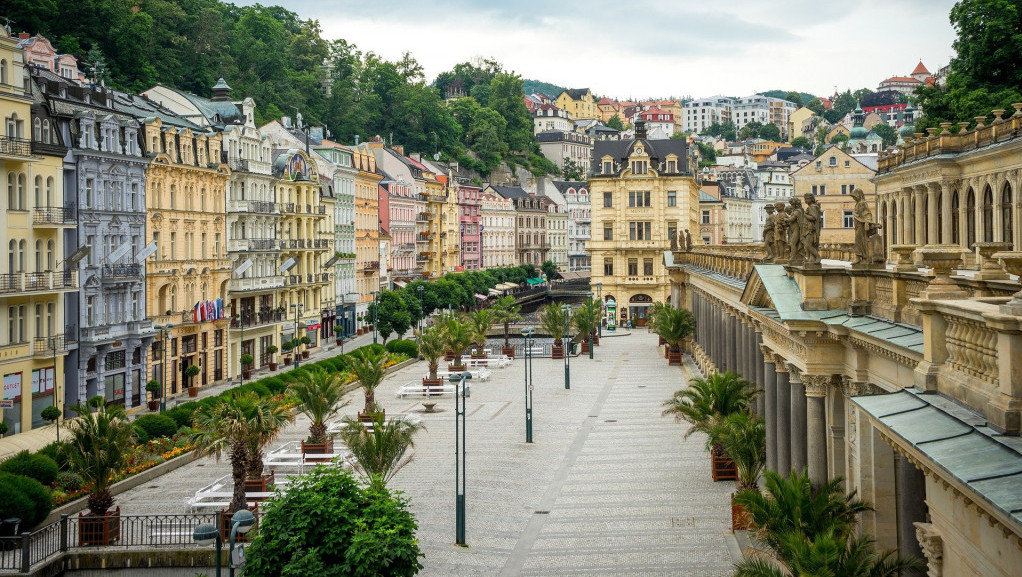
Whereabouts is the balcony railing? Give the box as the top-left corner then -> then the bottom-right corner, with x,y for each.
33,333 -> 76,356
101,264 -> 142,280
0,135 -> 32,158
281,202 -> 297,213
33,206 -> 77,226
231,310 -> 284,330
306,272 -> 331,284
0,270 -> 78,293
230,275 -> 285,292
362,261 -> 380,274
228,238 -> 278,252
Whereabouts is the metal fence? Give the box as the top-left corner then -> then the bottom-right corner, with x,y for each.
0,512 -> 231,573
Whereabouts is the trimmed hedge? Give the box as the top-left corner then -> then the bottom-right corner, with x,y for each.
0,472 -> 53,528
0,450 -> 60,486
36,441 -> 69,471
134,414 -> 178,439
385,339 -> 418,358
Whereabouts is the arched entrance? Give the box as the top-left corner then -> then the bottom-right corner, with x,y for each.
628,294 -> 653,327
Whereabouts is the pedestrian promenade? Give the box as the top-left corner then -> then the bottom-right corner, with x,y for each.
112,330 -> 737,575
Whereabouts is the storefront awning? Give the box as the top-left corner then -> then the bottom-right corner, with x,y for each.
558,271 -> 591,280
393,280 -> 408,289
488,288 -> 502,296
495,282 -> 519,291
525,277 -> 546,285
305,323 -> 322,331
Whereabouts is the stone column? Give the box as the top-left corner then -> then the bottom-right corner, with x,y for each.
739,319 -> 749,379
727,313 -> 738,373
926,183 -> 939,245
774,356 -> 791,474
914,186 -> 925,246
940,181 -> 954,245
762,345 -> 777,472
754,333 -> 765,417
788,365 -> 807,474
897,454 -> 927,570
803,374 -> 830,486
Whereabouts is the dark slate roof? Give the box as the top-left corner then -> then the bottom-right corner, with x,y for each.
551,181 -> 587,194
776,147 -> 814,162
593,136 -> 689,165
562,88 -> 590,99
150,84 -> 244,129
487,185 -> 530,200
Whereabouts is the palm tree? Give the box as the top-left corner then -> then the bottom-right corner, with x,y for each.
711,412 -> 766,490
348,347 -> 389,415
539,302 -> 565,341
190,392 -> 294,512
661,371 -> 756,452
736,531 -> 922,577
491,295 -> 522,350
441,313 -> 475,369
336,414 -> 424,490
416,325 -> 446,382
654,307 -> 696,363
647,301 -> 670,333
571,298 -> 597,346
62,402 -> 135,516
288,366 -> 349,443
468,308 -> 495,357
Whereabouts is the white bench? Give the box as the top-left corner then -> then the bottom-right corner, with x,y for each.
467,356 -> 512,369
264,441 -> 347,474
424,369 -> 491,382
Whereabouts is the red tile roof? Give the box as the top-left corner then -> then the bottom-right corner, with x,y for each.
911,61 -> 930,75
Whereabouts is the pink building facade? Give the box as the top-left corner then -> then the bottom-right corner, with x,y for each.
458,184 -> 482,270
384,179 -> 419,280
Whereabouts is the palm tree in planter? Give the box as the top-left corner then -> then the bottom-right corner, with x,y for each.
648,301 -> 670,347
240,354 -> 254,380
441,314 -> 474,371
336,414 -> 424,490
655,307 -> 696,366
662,371 -> 756,481
265,345 -> 279,370
288,366 -> 349,459
571,299 -> 598,354
62,400 -> 134,545
711,412 -> 766,530
299,335 -> 312,359
417,325 -> 446,389
145,379 -> 161,411
539,303 -> 566,359
243,395 -> 296,492
468,308 -> 495,359
185,364 -> 201,396
281,340 -> 294,365
492,295 -> 522,357
348,348 -> 389,422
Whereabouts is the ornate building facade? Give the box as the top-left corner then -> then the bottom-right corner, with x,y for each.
352,146 -> 381,329
480,192 -> 515,269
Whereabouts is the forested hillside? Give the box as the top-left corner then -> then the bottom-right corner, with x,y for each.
4,0 -> 556,176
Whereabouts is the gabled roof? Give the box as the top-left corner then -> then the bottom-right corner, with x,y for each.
592,135 -> 689,165
880,76 -> 922,84
560,88 -> 591,100
911,61 -> 930,75
551,181 -> 587,194
486,185 -> 530,200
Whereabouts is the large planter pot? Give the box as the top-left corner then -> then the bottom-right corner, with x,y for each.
711,453 -> 738,482
78,507 -> 120,546
301,351 -> 309,359
658,335 -> 666,346
221,505 -> 258,543
471,352 -> 488,359
581,341 -> 590,354
242,369 -> 252,380
284,356 -> 292,366
301,437 -> 334,462
268,362 -> 277,371
448,363 -> 467,372
667,348 -> 682,366
187,387 -> 199,397
358,410 -> 385,424
244,471 -> 275,495
664,346 -> 670,359
444,350 -> 456,361
551,344 -> 564,360
731,493 -> 752,532
147,400 -> 160,412
592,334 -> 600,346
501,346 -> 515,359
336,338 -> 344,346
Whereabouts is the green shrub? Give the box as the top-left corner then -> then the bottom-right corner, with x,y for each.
132,426 -> 150,444
0,450 -> 60,485
386,339 -> 418,358
0,472 -> 53,528
260,377 -> 287,395
36,441 -> 68,470
244,383 -> 271,397
134,414 -> 178,439
364,343 -> 386,356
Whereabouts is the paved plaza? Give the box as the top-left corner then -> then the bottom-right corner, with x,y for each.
114,330 -> 738,576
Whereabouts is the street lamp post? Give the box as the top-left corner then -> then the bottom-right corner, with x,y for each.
371,291 -> 379,345
154,324 -> 173,412
587,292 -> 594,360
290,303 -> 303,368
596,282 -> 603,339
229,304 -> 246,386
522,327 -> 534,443
193,509 -> 255,577
561,305 -> 570,390
450,371 -> 472,545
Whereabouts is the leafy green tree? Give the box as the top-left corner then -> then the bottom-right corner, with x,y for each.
830,132 -> 850,146
759,123 -> 781,141
790,136 -> 812,148
784,91 -> 804,107
561,157 -> 586,181
871,123 -> 898,148
739,121 -> 764,140
540,259 -> 559,280
369,290 -> 412,343
852,88 -> 873,102
702,121 -> 737,141
488,72 -> 534,153
245,467 -> 423,577
805,97 -> 826,116
696,142 -> 717,164
606,115 -> 624,131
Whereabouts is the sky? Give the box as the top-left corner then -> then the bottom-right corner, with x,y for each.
237,0 -> 960,99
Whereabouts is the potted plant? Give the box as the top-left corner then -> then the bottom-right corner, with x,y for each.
266,345 -> 279,371
468,308 -> 494,359
185,364 -> 201,396
653,307 -> 696,366
417,326 -> 446,392
145,379 -> 161,411
711,412 -> 765,531
299,336 -> 311,359
63,398 -> 133,545
441,313 -> 473,371
492,296 -> 522,358
0,422 -> 7,438
240,354 -> 254,380
334,325 -> 345,346
356,314 -> 364,335
41,405 -> 61,430
539,303 -> 566,359
281,341 -> 294,366
288,367 -> 348,460
336,413 -> 424,490
571,299 -> 598,355
348,348 -> 389,423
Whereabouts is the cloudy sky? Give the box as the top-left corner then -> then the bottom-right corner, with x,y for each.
237,0 -> 959,99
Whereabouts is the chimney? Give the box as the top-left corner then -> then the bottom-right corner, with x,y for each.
18,33 -> 30,39
393,145 -> 404,156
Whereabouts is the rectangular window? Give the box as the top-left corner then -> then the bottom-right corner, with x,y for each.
603,192 -> 612,208
603,222 -> 613,241
812,185 -> 818,195
603,258 -> 613,276
701,210 -> 710,225
820,185 -> 826,195
643,258 -> 653,276
170,232 -> 176,259
843,210 -> 854,228
829,156 -> 837,166
105,350 -> 126,371
152,232 -> 160,261
627,258 -> 638,276
628,222 -> 652,240
841,184 -> 847,195
667,191 -> 677,207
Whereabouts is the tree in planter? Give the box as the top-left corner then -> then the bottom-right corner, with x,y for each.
416,325 -> 446,384
661,371 -> 756,453
299,335 -> 312,358
41,405 -> 61,428
61,402 -> 134,517
712,412 -> 766,491
243,394 -> 296,480
491,295 -> 522,356
265,345 -> 279,369
243,467 -> 423,577
0,421 -> 7,438
347,348 -> 389,417
334,325 -> 345,344
468,308 -> 495,358
336,414 -> 424,489
145,379 -> 161,407
288,366 -> 349,444
240,354 -> 254,378
281,341 -> 294,365
440,313 -> 474,370
652,307 -> 696,365
571,298 -> 598,351
185,364 -> 201,390
539,303 -> 566,356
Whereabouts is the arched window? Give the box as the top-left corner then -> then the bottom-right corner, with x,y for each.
966,188 -> 977,248
951,191 -> 960,244
6,172 -> 13,208
935,191 -> 944,243
170,286 -> 177,312
45,177 -> 53,206
35,304 -> 42,339
34,175 -> 42,208
18,240 -> 26,272
0,59 -> 8,85
169,184 -> 176,209
42,120 -> 50,144
8,239 -> 15,273
982,186 -> 994,242
1003,183 -> 1014,247
910,197 -> 917,244
33,118 -> 41,141
881,202 -> 888,249
922,194 -> 929,245
34,240 -> 42,271
890,200 -> 898,245
46,240 -> 54,270
16,173 -> 26,210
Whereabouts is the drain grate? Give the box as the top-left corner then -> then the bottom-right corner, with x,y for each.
534,510 -> 550,515
637,385 -> 647,388
604,419 -> 617,423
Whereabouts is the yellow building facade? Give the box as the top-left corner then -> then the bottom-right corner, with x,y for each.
143,118 -> 230,395
556,88 -> 599,121
588,123 -> 700,326
0,35 -> 76,433
790,147 -> 876,244
353,147 -> 381,329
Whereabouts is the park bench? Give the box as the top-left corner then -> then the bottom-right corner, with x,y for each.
424,368 -> 491,382
185,474 -> 281,512
467,356 -> 512,369
396,382 -> 456,398
264,441 -> 346,474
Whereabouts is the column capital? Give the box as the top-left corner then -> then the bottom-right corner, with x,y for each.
759,344 -> 774,358
845,379 -> 882,396
802,374 -> 832,397
785,362 -> 802,381
773,355 -> 789,373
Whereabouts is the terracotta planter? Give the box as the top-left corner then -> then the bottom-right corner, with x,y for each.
664,346 -> 670,359
336,338 -> 344,346
245,471 -> 275,493
147,400 -> 160,411
242,369 -> 252,380
444,350 -> 456,361
551,344 -> 564,360
221,505 -> 258,543
78,507 -> 120,546
358,409 -> 385,424
731,493 -> 752,532
187,387 -> 199,397
448,363 -> 466,372
667,348 -> 682,366
501,346 -> 515,358
592,334 -> 600,346
711,453 -> 738,482
268,362 -> 277,371
422,377 -> 444,390
284,356 -> 292,366
301,351 -> 309,359
301,437 -> 334,462
658,335 -> 666,346
581,341 -> 590,354
470,352 -> 488,359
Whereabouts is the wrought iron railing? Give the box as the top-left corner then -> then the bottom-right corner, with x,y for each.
32,206 -> 77,225
0,136 -> 32,158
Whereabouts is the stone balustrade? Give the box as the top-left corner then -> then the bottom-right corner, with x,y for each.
678,244 -> 765,280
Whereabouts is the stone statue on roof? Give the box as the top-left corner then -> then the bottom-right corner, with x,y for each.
762,204 -> 776,261
786,197 -> 806,264
802,193 -> 822,266
773,201 -> 789,262
851,188 -> 884,266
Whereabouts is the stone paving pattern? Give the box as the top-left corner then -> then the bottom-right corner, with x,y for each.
115,330 -> 737,576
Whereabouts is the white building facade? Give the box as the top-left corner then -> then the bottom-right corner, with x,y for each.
480,192 -> 516,269
683,96 -> 734,134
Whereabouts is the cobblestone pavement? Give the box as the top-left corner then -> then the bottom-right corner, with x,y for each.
115,330 -> 738,576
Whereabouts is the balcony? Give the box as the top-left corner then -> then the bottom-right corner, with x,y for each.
281,202 -> 298,214
624,275 -> 658,284
33,206 -> 77,227
101,264 -> 142,281
81,320 -> 153,343
0,136 -> 33,160
231,310 -> 284,330
228,199 -> 280,214
306,272 -> 331,284
33,333 -> 77,357
416,253 -> 429,263
230,275 -> 285,292
362,261 -> 380,274
311,239 -> 330,250
0,270 -> 78,294
228,238 -> 278,252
